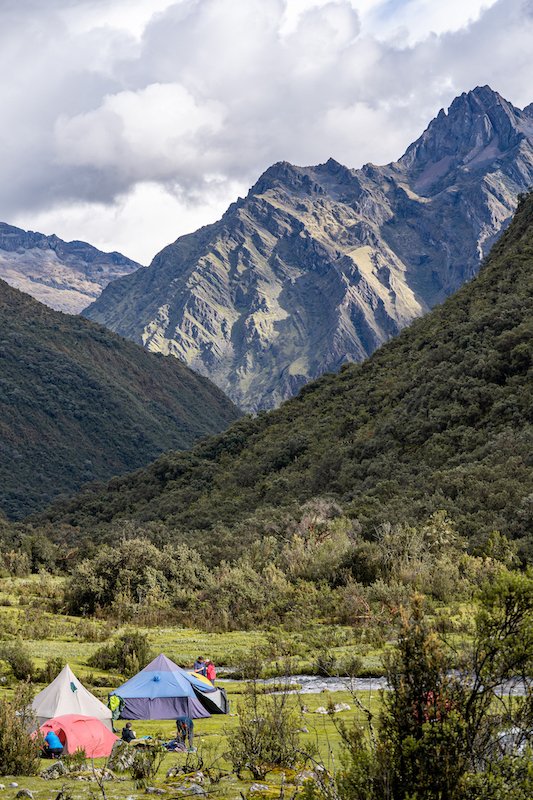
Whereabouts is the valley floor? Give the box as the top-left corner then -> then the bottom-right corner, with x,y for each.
0,576 -> 476,799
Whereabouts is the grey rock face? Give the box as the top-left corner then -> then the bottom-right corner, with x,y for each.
84,86 -> 533,411
0,223 -> 141,313
40,761 -> 68,780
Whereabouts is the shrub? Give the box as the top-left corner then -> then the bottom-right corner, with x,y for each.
310,575 -> 533,800
129,745 -> 166,788
62,747 -> 87,772
66,537 -> 210,617
226,652 -> 305,780
0,550 -> 31,577
88,631 -> 151,677
75,618 -> 113,643
37,657 -> 65,684
0,684 -> 41,776
0,641 -> 35,680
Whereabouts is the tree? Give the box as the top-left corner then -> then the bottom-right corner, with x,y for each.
311,572 -> 533,799
0,683 -> 42,776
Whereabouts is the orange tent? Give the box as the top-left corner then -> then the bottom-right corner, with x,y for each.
39,714 -> 118,758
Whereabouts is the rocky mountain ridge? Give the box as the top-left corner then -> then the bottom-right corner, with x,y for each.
0,222 -> 141,313
39,189 -> 533,556
84,86 -> 533,411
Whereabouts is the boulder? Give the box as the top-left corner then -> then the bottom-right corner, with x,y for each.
108,740 -> 136,773
40,761 -> 69,780
174,785 -> 207,796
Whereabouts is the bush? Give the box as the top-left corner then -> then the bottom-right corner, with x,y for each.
75,618 -> 113,643
37,657 -> 65,684
88,631 -> 152,677
0,684 -> 41,776
310,575 -> 533,800
226,652 -> 305,780
129,745 -> 166,788
66,537 -> 210,617
0,641 -> 35,681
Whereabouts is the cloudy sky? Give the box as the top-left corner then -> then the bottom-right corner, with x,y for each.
2,0 -> 533,263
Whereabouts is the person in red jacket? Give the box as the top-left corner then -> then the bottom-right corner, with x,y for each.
206,660 -> 216,685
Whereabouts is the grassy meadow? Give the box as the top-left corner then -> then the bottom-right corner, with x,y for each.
0,574 -> 391,799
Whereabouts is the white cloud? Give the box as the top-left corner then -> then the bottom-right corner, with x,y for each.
361,0 -> 500,44
56,83 -> 225,181
1,0 -> 533,263
13,179 -> 245,265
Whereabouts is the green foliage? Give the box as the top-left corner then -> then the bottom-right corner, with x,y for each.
61,747 -> 88,772
379,599 -> 469,799
226,652 -> 305,780
324,573 -> 533,800
38,191 -> 533,558
0,683 -> 41,776
58,507 -> 508,630
88,630 -> 152,676
37,657 -> 65,684
128,744 -> 166,789
0,640 -> 35,680
67,536 -> 210,618
460,755 -> 533,800
0,277 -> 240,520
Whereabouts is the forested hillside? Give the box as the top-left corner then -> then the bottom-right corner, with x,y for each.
0,281 -> 240,519
37,192 -> 533,556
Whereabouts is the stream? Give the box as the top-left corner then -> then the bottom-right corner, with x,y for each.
252,675 -> 529,696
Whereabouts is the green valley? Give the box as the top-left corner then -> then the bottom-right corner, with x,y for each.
0,280 -> 240,519
37,191 -> 533,560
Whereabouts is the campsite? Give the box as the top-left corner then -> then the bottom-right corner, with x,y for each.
0,573 -> 387,798
0,566 -> 531,800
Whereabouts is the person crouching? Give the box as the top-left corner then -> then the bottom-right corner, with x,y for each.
42,730 -> 64,758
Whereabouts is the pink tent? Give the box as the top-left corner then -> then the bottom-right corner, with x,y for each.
39,714 -> 118,758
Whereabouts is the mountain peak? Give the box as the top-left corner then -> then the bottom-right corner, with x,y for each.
84,87 -> 533,413
399,85 -> 527,189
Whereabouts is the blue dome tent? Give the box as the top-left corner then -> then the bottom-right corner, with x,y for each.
110,653 -> 227,720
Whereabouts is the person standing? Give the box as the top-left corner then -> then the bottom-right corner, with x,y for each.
206,660 -> 216,685
193,656 -> 206,676
175,715 -> 195,751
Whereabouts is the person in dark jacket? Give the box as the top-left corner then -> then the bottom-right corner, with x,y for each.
121,722 -> 136,743
42,730 -> 64,758
193,656 -> 207,676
